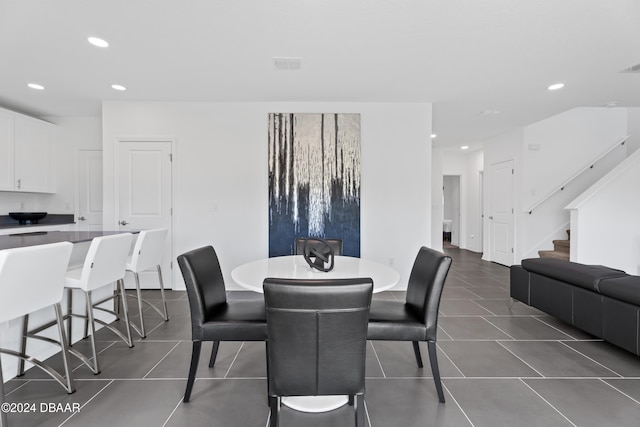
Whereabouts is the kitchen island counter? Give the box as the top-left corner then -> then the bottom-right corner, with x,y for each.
0,230 -> 136,251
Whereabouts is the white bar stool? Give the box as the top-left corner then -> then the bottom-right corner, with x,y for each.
124,228 -> 169,338
65,233 -> 134,374
0,242 -> 75,426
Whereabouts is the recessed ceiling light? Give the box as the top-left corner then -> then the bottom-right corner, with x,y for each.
548,83 -> 565,91
111,84 -> 126,91
461,146 -> 469,150
431,134 -> 437,138
88,37 -> 109,48
27,83 -> 44,90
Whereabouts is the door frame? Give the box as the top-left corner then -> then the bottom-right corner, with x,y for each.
443,175 -> 461,247
75,148 -> 103,231
114,136 -> 177,287
486,159 -> 515,266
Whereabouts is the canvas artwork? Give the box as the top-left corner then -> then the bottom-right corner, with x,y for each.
268,113 -> 361,257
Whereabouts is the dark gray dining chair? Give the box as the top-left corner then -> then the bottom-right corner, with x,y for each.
367,246 -> 452,403
177,246 -> 267,402
294,238 -> 343,256
263,277 -> 373,427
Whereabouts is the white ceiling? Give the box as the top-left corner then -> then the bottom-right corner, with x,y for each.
1,0 -> 639,149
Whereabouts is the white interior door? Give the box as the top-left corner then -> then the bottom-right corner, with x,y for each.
117,140 -> 173,289
489,160 -> 514,266
77,150 -> 103,231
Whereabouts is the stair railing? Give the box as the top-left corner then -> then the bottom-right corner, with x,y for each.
525,135 -> 629,214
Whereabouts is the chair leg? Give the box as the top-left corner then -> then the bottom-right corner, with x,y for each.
354,394 -> 365,427
427,341 -> 445,403
184,341 -> 202,402
117,279 -> 135,347
67,289 -> 73,346
133,271 -> 147,338
412,341 -> 424,368
157,264 -> 169,321
0,358 -> 7,427
85,291 -> 100,374
208,341 -> 220,368
83,291 -> 90,339
269,396 -> 280,427
54,303 -> 75,394
17,314 -> 29,376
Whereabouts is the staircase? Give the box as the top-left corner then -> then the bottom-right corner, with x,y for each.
539,230 -> 570,260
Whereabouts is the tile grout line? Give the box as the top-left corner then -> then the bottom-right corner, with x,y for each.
437,343 -> 465,377
519,379 -> 578,427
162,395 -> 186,427
599,378 -> 640,405
532,316 -> 584,340
495,341 -> 545,378
58,379 -> 115,427
557,341 -> 622,377
368,342 -> 387,378
442,381 -> 475,427
224,342 -> 245,379
142,340 -> 182,379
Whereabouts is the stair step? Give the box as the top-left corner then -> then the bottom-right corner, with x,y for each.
553,239 -> 570,253
538,250 -> 570,260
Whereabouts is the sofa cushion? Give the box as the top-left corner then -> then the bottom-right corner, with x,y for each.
521,258 -> 626,292
599,276 -> 640,306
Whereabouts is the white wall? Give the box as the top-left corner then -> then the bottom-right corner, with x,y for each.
627,108 -> 640,155
464,150 -> 484,253
520,108 -> 627,260
522,107 -> 628,212
567,148 -> 640,274
102,102 -> 432,290
483,108 -> 630,264
431,148 -> 444,253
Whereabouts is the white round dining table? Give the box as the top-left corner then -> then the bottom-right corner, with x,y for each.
231,255 -> 400,294
230,255 -> 400,413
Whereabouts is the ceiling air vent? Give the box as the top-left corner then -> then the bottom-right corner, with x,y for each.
621,63 -> 640,73
273,57 -> 302,71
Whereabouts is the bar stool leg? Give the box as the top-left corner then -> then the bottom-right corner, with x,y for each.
84,291 -> 100,374
117,279 -> 134,347
0,359 -> 7,427
67,289 -> 73,347
157,265 -> 169,321
18,314 -> 29,376
83,291 -> 90,339
54,303 -> 75,394
133,272 -> 146,338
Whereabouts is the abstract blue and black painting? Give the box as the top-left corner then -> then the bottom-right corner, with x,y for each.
268,113 -> 361,257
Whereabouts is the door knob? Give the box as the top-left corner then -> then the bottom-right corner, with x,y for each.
78,216 -> 86,221
119,220 -> 129,226
489,216 -> 494,220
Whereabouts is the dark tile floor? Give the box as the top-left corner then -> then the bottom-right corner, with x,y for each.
5,247 -> 640,426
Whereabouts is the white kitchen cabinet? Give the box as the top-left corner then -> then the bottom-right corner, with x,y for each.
0,107 -> 55,193
0,109 -> 14,191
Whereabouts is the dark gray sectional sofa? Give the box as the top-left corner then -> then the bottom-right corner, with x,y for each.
510,258 -> 640,356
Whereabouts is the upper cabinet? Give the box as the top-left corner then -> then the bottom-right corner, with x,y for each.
0,108 -> 55,193
0,109 -> 14,191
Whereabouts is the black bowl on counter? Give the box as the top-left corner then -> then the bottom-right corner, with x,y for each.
9,212 -> 48,225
